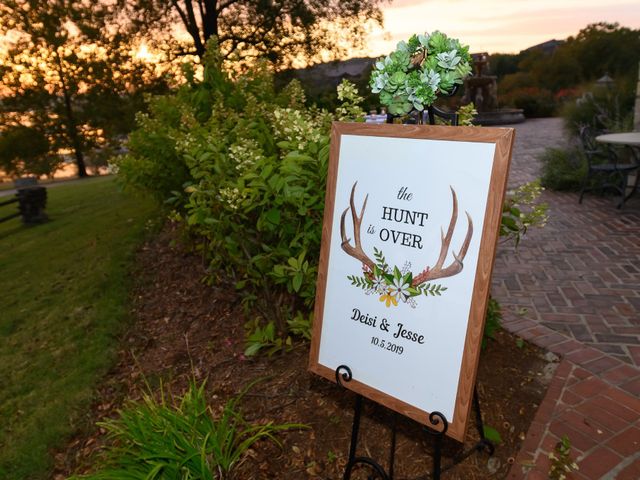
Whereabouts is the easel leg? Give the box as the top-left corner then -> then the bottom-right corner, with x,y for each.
388,414 -> 397,479
433,432 -> 443,480
425,411 -> 449,480
347,394 -> 363,467
337,365 -> 389,479
473,386 -> 495,455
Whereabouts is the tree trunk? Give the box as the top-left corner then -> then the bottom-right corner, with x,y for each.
62,89 -> 88,178
172,0 -> 207,58
55,50 -> 87,178
202,1 -> 218,43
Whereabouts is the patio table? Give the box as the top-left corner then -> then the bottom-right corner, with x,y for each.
595,132 -> 640,201
595,131 -> 640,148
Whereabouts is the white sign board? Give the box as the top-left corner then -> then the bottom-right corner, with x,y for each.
309,123 -> 514,441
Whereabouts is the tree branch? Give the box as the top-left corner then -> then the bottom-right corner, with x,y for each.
170,0 -> 205,56
196,0 -> 206,20
216,0 -> 242,14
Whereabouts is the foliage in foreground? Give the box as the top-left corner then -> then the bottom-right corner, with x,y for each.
72,380 -> 305,480
0,177 -> 158,479
548,435 -> 579,480
117,40 -> 547,355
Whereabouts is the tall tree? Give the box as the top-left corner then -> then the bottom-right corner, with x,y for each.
565,22 -> 640,81
0,0 -> 165,178
117,0 -> 384,68
0,125 -> 57,177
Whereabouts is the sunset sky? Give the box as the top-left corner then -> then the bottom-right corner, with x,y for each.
368,0 -> 640,56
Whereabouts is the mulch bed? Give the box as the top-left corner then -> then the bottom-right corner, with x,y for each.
53,225 -> 556,479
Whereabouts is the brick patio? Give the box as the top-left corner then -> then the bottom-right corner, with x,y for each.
493,118 -> 640,479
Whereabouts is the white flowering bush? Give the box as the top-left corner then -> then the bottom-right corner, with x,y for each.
335,79 -> 366,122
271,107 -> 329,152
116,39 -> 367,356
501,180 -> 548,246
370,31 -> 472,115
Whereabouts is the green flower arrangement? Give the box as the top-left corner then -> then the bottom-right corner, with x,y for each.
347,248 -> 447,309
370,31 -> 472,115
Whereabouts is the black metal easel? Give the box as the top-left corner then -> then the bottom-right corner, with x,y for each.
386,105 -> 459,127
335,365 -> 494,480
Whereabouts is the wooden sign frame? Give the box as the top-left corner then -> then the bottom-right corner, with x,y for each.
309,122 -> 514,441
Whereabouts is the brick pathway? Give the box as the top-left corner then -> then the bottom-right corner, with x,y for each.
492,119 -> 640,479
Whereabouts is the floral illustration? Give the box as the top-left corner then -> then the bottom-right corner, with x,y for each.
348,248 -> 447,309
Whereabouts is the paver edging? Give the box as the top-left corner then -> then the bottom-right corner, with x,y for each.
503,316 -> 640,479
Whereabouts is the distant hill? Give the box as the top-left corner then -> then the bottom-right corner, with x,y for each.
283,57 -> 376,90
522,39 -> 564,55
282,39 -> 564,90
278,38 -> 565,110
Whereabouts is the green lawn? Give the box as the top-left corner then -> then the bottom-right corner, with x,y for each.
0,176 -> 159,479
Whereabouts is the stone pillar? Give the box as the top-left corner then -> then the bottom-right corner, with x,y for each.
635,62 -> 640,131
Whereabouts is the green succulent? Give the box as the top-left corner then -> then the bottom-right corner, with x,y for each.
369,31 -> 472,115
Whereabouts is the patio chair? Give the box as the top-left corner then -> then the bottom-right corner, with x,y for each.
578,125 -> 639,208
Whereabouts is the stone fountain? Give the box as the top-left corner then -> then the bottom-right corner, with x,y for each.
462,53 -> 525,125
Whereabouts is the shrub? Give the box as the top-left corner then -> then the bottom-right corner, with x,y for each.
501,180 -> 548,245
115,40 -> 361,354
540,147 -> 586,191
501,87 -> 556,117
0,125 -> 60,178
560,82 -> 634,136
71,380 -> 305,479
114,94 -> 193,203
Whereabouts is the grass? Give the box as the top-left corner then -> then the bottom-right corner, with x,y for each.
71,380 -> 305,480
0,176 -> 159,479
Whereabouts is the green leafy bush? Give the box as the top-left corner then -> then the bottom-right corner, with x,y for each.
115,40 -> 360,354
501,87 -> 556,117
482,297 -> 502,349
115,94 -> 192,203
540,147 -> 586,191
560,83 -> 634,136
177,83 -> 335,355
72,380 -> 304,479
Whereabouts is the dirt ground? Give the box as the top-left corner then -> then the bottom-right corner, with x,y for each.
54,227 -> 556,479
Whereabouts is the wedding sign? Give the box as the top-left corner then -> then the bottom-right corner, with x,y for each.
309,122 -> 514,441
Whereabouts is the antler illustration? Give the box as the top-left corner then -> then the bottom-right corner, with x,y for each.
412,187 -> 473,285
340,182 -> 473,285
340,182 -> 376,273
